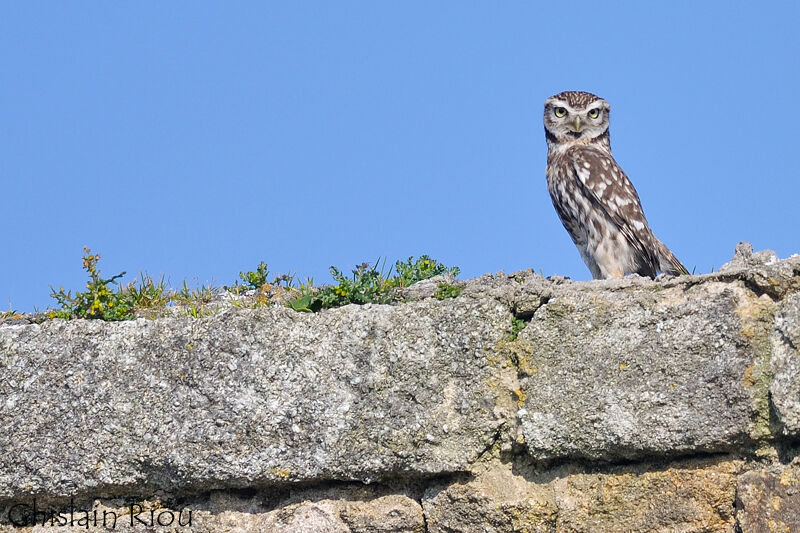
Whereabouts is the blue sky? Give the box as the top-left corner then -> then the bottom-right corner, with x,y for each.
2,3 -> 798,312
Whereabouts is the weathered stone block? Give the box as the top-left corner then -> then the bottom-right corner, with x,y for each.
0,300 -> 510,499
517,281 -> 768,461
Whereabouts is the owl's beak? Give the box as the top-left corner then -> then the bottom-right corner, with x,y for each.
572,117 -> 583,132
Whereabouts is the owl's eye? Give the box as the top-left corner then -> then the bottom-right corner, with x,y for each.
587,108 -> 600,119
554,107 -> 567,118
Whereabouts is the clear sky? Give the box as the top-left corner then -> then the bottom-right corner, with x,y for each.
2,2 -> 798,312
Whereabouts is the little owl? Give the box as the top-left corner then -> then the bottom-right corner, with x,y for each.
544,90 -> 688,279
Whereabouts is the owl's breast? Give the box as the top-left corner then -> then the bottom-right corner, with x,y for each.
545,155 -> 591,247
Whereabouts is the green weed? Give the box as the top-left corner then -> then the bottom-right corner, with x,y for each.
434,283 -> 463,300
47,250 -> 460,320
234,261 -> 270,291
49,247 -> 134,321
392,255 -> 460,288
49,248 -> 222,320
232,261 -> 299,292
509,316 -> 528,341
229,261 -> 306,308
288,255 -> 460,312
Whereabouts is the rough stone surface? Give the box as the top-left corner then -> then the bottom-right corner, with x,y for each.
717,242 -> 800,299
422,461 -> 558,533
0,488 -> 426,532
771,292 -> 800,436
1,243 -> 799,532
517,280 -> 769,461
422,457 -> 740,533
737,461 -> 800,533
555,459 -> 741,532
0,299 -> 512,499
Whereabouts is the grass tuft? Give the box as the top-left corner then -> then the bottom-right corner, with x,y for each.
287,255 -> 460,312
46,249 -> 460,320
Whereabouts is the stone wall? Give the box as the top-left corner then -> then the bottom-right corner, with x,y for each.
1,243 -> 798,532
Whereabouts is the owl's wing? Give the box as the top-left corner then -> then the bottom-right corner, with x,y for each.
569,147 -> 661,272
656,238 -> 691,276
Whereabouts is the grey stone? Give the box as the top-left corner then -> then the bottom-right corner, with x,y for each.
0,242 -> 799,533
771,292 -> 800,435
718,241 -> 780,273
714,242 -> 800,299
515,277 -> 772,461
0,299 -> 512,500
398,274 -> 459,301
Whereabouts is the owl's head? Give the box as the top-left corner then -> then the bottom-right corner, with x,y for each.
544,91 -> 610,148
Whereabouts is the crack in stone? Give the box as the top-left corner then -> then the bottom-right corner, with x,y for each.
511,295 -> 550,323
419,495 -> 430,533
776,327 -> 798,353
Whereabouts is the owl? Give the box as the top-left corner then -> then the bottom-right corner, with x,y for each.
543,91 -> 688,279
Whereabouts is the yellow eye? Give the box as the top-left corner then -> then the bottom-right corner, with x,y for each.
554,107 -> 567,118
588,108 -> 600,119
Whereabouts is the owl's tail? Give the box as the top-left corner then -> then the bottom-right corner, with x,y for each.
656,239 -> 689,276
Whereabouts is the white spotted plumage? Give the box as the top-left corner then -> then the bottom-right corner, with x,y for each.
543,91 -> 687,279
